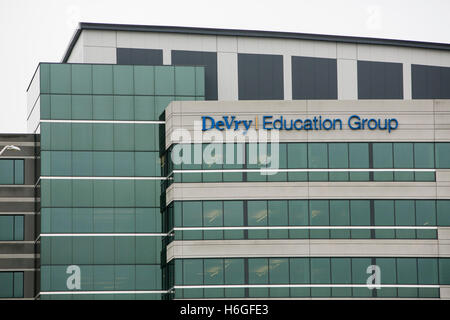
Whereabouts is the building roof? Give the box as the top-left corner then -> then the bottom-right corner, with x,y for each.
63,22 -> 450,63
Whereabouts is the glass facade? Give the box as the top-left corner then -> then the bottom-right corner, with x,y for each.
0,272 -> 24,298
163,199 -> 449,241
36,63 -> 205,300
165,257 -> 448,299
21,59 -> 450,300
0,160 -> 24,184
164,142 -> 447,183
0,216 -> 24,241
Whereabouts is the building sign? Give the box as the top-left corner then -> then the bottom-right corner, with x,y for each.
201,115 -> 398,132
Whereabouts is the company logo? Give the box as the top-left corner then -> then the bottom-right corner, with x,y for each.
202,115 -> 398,133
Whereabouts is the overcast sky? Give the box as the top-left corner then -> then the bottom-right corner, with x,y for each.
0,0 -> 449,133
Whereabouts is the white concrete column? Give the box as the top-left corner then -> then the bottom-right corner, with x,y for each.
337,59 -> 358,100
283,54 -> 292,100
217,52 -> 238,100
403,62 -> 412,99
163,48 -> 171,65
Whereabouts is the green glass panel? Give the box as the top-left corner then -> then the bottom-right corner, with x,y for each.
395,200 -> 415,238
269,258 -> 289,284
195,66 -> 205,96
51,208 -> 72,233
72,95 -> 93,120
268,200 -> 288,238
0,160 -> 14,184
135,96 -> 155,121
376,258 -> 397,297
40,94 -> 51,119
50,64 -> 71,94
436,143 -> 450,168
51,123 -> 71,150
184,260 -> 203,285
50,95 -> 71,120
310,200 -> 329,238
115,238 -> 135,264
268,144 -> 287,182
0,216 -> 14,240
93,65 -> 113,94
248,201 -> 267,239
374,200 -> 395,239
329,143 -> 348,181
40,63 -> 50,94
93,181 -> 113,207
204,259 -> 224,285
114,96 -> 134,120
418,258 -> 438,284
93,152 -> 113,176
134,66 -> 155,95
183,201 -> 202,240
416,200 -> 437,238
73,208 -> 93,233
114,152 -> 134,176
113,65 -> 133,95
93,96 -> 114,120
350,200 -> 370,239
175,66 -> 196,96
115,208 -> 135,232
0,273 -> 13,298
114,180 -> 134,207
308,143 -> 327,181
331,258 -> 351,297
14,216 -> 24,241
51,180 -> 72,207
155,66 -> 175,95
439,258 -> 450,284
135,124 -> 158,151
114,124 -> 135,151
437,200 -> 450,226
311,258 -> 331,297
349,143 -> 369,181
72,123 -> 93,151
14,159 -> 24,184
394,143 -> 414,181
72,64 -> 92,94
224,201 -> 244,240
351,258 -> 372,297
330,200 -> 350,238
72,152 -> 92,176
249,258 -> 268,284
289,200 -> 308,238
203,201 -> 223,240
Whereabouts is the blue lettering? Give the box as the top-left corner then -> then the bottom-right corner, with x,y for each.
202,116 -> 215,131
263,116 -> 273,130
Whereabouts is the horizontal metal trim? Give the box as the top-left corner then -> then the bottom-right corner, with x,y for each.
0,269 -> 36,272
0,212 -> 36,215
0,142 -> 37,147
172,168 -> 436,174
0,156 -> 36,159
0,198 -> 36,202
40,120 -> 165,124
40,176 -> 166,180
172,284 -> 440,289
0,185 -> 36,188
40,233 -> 168,237
0,254 -> 36,259
171,226 -> 438,231
40,290 -> 168,295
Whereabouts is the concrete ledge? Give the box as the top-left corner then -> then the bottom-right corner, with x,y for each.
166,239 -> 441,262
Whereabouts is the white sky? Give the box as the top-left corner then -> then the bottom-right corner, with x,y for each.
0,0 -> 449,133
